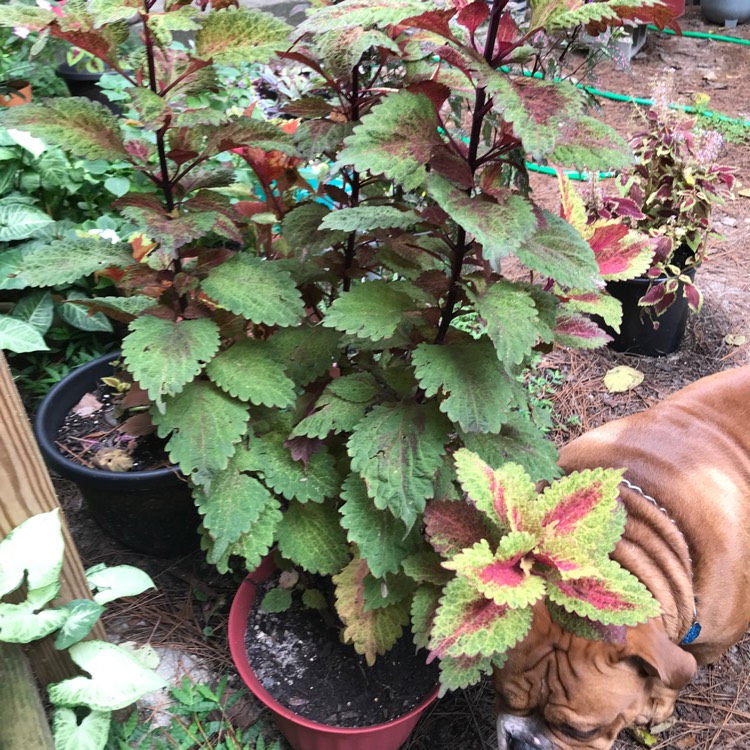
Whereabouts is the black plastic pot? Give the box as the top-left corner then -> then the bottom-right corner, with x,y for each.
34,352 -> 200,557
55,65 -> 121,113
604,270 -> 696,357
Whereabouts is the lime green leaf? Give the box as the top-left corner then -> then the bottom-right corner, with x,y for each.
48,641 -> 167,711
340,474 -> 421,578
604,365 -> 644,393
0,605 -> 68,643
196,7 -> 291,65
152,381 -> 249,476
348,401 -> 449,528
277,500 -> 350,575
423,175 -> 538,271
17,238 -> 134,288
202,255 -> 305,326
0,98 -> 126,161
86,564 -> 155,605
122,317 -> 220,408
337,91 -> 442,192
437,653 -> 498,695
333,555 -> 410,666
323,280 -> 421,342
412,340 -> 516,433
207,339 -> 296,408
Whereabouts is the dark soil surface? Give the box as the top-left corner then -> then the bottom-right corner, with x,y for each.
244,574 -> 439,727
42,7 -> 750,750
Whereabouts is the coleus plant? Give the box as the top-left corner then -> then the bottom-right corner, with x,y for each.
3,0 -> 674,693
413,450 -> 660,691
588,77 -> 735,315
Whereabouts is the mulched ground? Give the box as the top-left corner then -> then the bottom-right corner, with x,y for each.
45,6 -> 750,749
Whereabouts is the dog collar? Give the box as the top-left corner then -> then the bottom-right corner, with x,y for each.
620,478 -> 701,646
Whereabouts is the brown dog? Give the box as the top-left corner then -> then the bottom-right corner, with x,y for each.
494,365 -> 750,750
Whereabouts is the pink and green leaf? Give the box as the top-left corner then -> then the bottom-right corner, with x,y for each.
428,576 -> 533,660
554,312 -> 611,349
423,499 -> 493,560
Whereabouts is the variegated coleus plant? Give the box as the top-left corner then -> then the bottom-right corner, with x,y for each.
2,0 -> 672,692
416,449 -> 660,691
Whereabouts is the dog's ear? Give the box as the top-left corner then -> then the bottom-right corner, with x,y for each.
624,621 -> 698,690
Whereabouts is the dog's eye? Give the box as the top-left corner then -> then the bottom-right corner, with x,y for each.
557,723 -> 601,741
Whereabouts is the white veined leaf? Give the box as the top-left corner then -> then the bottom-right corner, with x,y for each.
0,247 -> 26,290
53,707 -> 112,750
0,315 -> 49,353
48,641 -> 167,711
85,564 -> 156,605
59,292 -> 114,333
0,604 -> 68,643
10,290 -> 54,334
0,202 -> 53,241
0,509 -> 63,600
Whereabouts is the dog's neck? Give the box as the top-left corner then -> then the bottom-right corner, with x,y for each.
614,480 -> 697,644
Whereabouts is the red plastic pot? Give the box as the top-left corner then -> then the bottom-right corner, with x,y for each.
229,556 -> 439,750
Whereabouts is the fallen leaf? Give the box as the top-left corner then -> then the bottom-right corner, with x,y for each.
650,716 -> 677,734
724,333 -> 747,347
739,188 -> 750,199
629,726 -> 658,747
94,448 -> 134,472
675,735 -> 697,748
72,392 -> 103,417
604,366 -> 644,393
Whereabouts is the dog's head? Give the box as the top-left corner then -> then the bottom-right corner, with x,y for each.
493,606 -> 697,749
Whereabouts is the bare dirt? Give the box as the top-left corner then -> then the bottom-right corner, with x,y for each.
48,8 -> 750,749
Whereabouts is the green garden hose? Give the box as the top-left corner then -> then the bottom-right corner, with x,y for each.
647,24 -> 750,44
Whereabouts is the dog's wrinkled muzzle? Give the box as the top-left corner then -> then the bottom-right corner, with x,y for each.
497,714 -> 556,750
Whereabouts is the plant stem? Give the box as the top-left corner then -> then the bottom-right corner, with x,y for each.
435,0 -> 504,344
343,64 -> 361,293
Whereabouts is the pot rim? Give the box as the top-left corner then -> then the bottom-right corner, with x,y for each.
228,556 -> 440,736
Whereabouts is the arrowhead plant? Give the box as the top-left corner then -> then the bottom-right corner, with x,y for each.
4,0 -> 672,693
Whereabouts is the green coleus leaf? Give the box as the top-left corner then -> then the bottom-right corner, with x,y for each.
563,291 -> 623,330
551,115 -> 633,172
17,238 -> 134,288
202,255 -> 305,326
67,295 -> 157,323
437,653 -> 500,695
403,551 -> 453,587
340,474 -> 421,578
195,6 -> 291,65
470,281 -> 545,368
195,457 -> 275,565
238,434 -> 341,504
315,26 -> 401,79
298,0 -> 437,34
337,91 -> 442,192
412,340 -> 517,433
443,536 -> 546,610
429,575 -> 533,660
206,339 -> 296,408
146,6 -> 201,46
323,280 -> 422,342
554,312 -> 611,349
281,203 -> 348,257
122,317 -> 221,409
545,558 -> 661,627
152,381 -> 249,477
411,583 -> 442,650
362,571 -> 416,612
320,206 -> 421,232
266,325 -> 342,387
423,499 -> 496,561
333,555 -> 411,666
515,209 -> 601,291
276,500 -> 350,576
460,417 -> 561,484
126,87 -> 170,131
453,449 -> 538,534
348,401 -> 449,529
291,374 -> 379,439
198,118 -> 298,158
423,175 -> 538,271
0,98 -> 126,161
215,496 -> 282,574
87,0 -> 146,23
